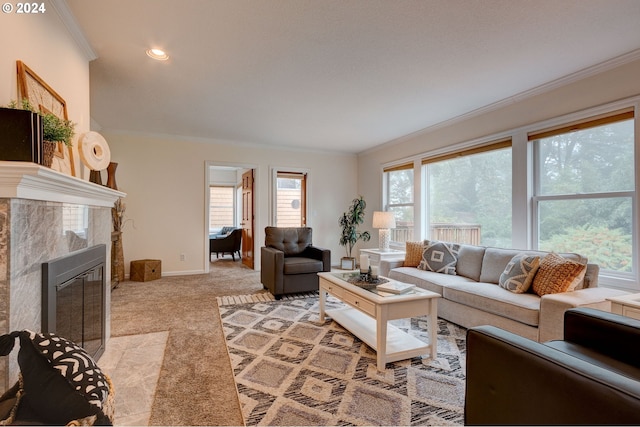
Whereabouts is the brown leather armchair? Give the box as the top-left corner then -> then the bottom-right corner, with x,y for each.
465,307 -> 640,425
260,227 -> 331,299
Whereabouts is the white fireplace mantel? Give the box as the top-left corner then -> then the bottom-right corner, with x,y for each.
0,161 -> 125,207
0,162 -> 122,390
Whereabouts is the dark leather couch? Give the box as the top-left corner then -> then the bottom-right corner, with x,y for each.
260,227 -> 331,299
465,307 -> 640,425
210,228 -> 242,261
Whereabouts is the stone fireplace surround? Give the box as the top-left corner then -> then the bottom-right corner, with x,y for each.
0,161 -> 124,390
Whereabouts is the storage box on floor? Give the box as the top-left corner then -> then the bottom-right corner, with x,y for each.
130,259 -> 161,282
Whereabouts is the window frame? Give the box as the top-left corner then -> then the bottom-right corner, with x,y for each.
209,185 -> 236,233
383,162 -> 415,246
530,110 -> 636,280
380,96 -> 639,291
271,168 -> 310,227
422,139 -> 513,247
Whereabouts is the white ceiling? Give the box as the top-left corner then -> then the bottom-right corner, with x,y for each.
64,0 -> 640,154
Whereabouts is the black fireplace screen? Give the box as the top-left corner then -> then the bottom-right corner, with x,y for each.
42,244 -> 107,360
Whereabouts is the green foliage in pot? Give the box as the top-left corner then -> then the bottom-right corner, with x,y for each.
6,99 -> 75,146
339,196 -> 371,258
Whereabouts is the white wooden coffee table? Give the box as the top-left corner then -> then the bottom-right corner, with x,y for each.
318,271 -> 440,371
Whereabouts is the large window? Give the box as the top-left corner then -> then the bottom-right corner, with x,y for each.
531,110 -> 635,275
275,171 -> 307,227
424,140 -> 512,247
209,186 -> 235,232
381,100 -> 638,289
384,164 -> 414,244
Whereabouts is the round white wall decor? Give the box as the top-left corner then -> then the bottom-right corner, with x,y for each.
79,131 -> 111,171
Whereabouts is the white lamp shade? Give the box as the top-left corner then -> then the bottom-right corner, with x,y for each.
372,211 -> 396,229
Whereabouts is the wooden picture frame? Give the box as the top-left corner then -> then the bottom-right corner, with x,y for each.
17,60 -> 76,176
340,257 -> 356,270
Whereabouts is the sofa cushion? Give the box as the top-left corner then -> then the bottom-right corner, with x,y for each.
532,253 -> 587,296
283,257 -> 323,275
388,267 -> 475,295
418,241 -> 460,275
499,254 -> 541,294
456,244 -> 486,281
479,248 -> 529,284
404,241 -> 426,267
443,282 -> 541,326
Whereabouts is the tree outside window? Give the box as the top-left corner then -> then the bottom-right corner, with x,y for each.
426,144 -> 512,247
533,114 -> 634,274
385,167 -> 414,244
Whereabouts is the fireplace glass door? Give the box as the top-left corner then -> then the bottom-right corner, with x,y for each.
55,265 -> 104,357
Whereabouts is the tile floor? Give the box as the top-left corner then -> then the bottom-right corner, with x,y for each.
97,331 -> 169,426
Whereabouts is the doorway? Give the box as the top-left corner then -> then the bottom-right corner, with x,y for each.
205,163 -> 257,273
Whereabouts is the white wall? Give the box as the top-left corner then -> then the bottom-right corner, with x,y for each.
0,7 -> 91,175
104,132 -> 358,275
209,167 -> 239,186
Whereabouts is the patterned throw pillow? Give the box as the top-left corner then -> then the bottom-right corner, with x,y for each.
499,254 -> 541,293
0,330 -> 112,425
404,241 -> 425,267
418,241 -> 460,275
29,331 -> 110,409
532,252 -> 587,296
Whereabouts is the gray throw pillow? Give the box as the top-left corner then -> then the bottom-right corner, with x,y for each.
418,241 -> 460,275
499,254 -> 541,293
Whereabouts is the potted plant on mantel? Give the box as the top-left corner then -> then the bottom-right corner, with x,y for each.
7,99 -> 75,168
338,196 -> 371,270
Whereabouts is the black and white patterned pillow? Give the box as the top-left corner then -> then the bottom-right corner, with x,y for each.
499,254 -> 541,293
418,241 -> 460,275
29,331 -> 110,409
0,330 -> 112,425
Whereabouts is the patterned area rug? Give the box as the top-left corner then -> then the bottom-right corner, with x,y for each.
219,295 -> 466,426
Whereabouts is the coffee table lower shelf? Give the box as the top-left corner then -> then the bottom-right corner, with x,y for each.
326,306 -> 431,365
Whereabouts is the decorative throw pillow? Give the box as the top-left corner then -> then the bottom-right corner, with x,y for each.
0,330 -> 113,425
418,241 -> 460,275
499,254 -> 540,293
404,241 -> 425,267
532,253 -> 587,296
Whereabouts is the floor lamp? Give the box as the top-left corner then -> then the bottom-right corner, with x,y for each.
372,211 -> 396,251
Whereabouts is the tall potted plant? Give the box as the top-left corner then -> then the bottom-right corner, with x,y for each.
339,196 -> 371,269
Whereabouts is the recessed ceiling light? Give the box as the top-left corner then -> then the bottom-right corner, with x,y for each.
146,48 -> 169,61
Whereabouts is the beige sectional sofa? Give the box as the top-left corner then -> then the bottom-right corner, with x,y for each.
379,243 -> 629,342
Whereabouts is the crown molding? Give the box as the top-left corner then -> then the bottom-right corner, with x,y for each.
50,0 -> 98,61
363,48 -> 640,156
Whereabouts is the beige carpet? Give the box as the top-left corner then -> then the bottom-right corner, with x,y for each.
110,258 -> 267,426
